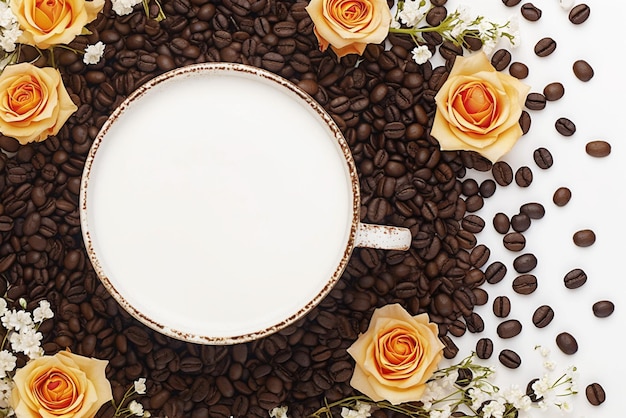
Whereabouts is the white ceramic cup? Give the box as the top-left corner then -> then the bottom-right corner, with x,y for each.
80,63 -> 412,344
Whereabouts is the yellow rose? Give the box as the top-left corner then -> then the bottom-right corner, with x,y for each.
10,351 -> 113,418
0,62 -> 77,145
305,0 -> 391,59
431,51 -> 531,163
10,0 -> 104,49
346,304 -> 445,405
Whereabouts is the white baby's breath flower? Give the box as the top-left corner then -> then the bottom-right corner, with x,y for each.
83,41 -> 105,65
33,300 -> 54,323
2,309 -> 33,332
0,351 -> 16,379
129,400 -> 145,416
134,377 -> 147,395
429,406 -> 451,418
269,405 -> 289,418
411,45 -> 432,65
398,0 -> 426,27
0,299 -> 7,317
543,360 -> 556,371
482,400 -> 505,418
482,38 -> 496,55
9,327 -> 43,357
535,345 -> 551,357
111,0 -> 143,16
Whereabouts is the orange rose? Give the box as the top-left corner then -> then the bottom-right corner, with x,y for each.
10,351 -> 112,418
10,0 -> 104,49
431,51 -> 531,162
0,62 -> 77,145
346,304 -> 444,405
305,0 -> 391,58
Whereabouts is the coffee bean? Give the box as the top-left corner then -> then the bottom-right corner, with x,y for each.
492,161 -> 513,186
585,383 -> 606,406
585,140 -> 611,157
499,349 -> 521,368
485,261 -> 507,284
514,166 -> 533,187
462,214 -> 485,233
502,0 -> 521,6
479,179 -> 496,198
556,332 -> 578,354
509,62 -> 529,79
465,312 -> 484,333
520,202 -> 545,219
532,305 -> 554,328
573,59 -> 594,81
512,274 -> 537,295
521,3 -> 541,21
525,92 -> 546,110
573,229 -> 596,247
426,6 -> 447,26
493,296 -> 511,318
497,319 -> 522,339
503,232 -> 525,251
563,268 -> 587,289
592,300 -> 614,318
543,82 -> 564,101
533,147 -> 553,169
476,338 -> 494,359
491,49 -> 511,71
513,253 -> 537,273
569,3 -> 590,24
555,117 -> 576,136
448,320 -> 466,337
493,212 -> 510,234
510,213 -> 531,232
519,110 -> 531,134
526,378 -> 542,402
534,37 -> 556,57
553,187 -> 572,206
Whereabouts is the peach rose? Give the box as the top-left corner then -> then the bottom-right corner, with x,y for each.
431,51 -> 531,162
0,62 -> 77,145
346,304 -> 445,405
10,351 -> 112,418
305,0 -> 391,59
10,0 -> 104,49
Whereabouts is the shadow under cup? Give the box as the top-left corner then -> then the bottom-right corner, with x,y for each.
80,63 -> 411,345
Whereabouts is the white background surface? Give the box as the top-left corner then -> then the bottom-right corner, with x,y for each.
438,1 -> 625,416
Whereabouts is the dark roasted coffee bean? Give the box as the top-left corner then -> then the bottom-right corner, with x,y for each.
553,187 -> 572,206
556,331 -> 578,354
502,0 -> 521,5
485,261 -> 507,284
509,62 -> 529,79
462,214 -> 485,233
592,300 -> 615,318
479,179 -> 496,198
499,349 -> 521,368
585,140 -> 611,157
555,117 -> 576,136
534,37 -> 556,57
493,296 -> 511,318
512,274 -> 537,295
515,166 -> 533,187
569,3 -> 590,24
521,3 -> 541,21
573,229 -> 595,247
492,161 -> 513,186
493,212 -> 510,234
526,378 -> 542,402
426,6 -> 447,26
533,147 -> 553,169
543,82 -> 564,101
563,268 -> 587,289
510,213 -> 531,232
490,49 -> 511,71
513,253 -> 537,273
476,338 -> 493,359
520,203 -> 544,220
525,92 -> 546,110
497,319 -> 522,339
503,232 -> 525,251
532,305 -> 554,328
573,59 -> 594,81
586,383 -> 606,406
519,110 -> 531,134
464,312 -> 484,333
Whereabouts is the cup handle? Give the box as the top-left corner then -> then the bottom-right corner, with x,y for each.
354,223 -> 412,251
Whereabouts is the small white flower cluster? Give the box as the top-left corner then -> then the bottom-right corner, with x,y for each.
0,297 -> 54,412
390,1 -> 520,64
530,345 -> 578,413
115,377 -> 152,417
83,41 -> 105,65
269,405 -> 290,418
0,0 -> 22,54
340,401 -> 372,418
111,0 -> 143,16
